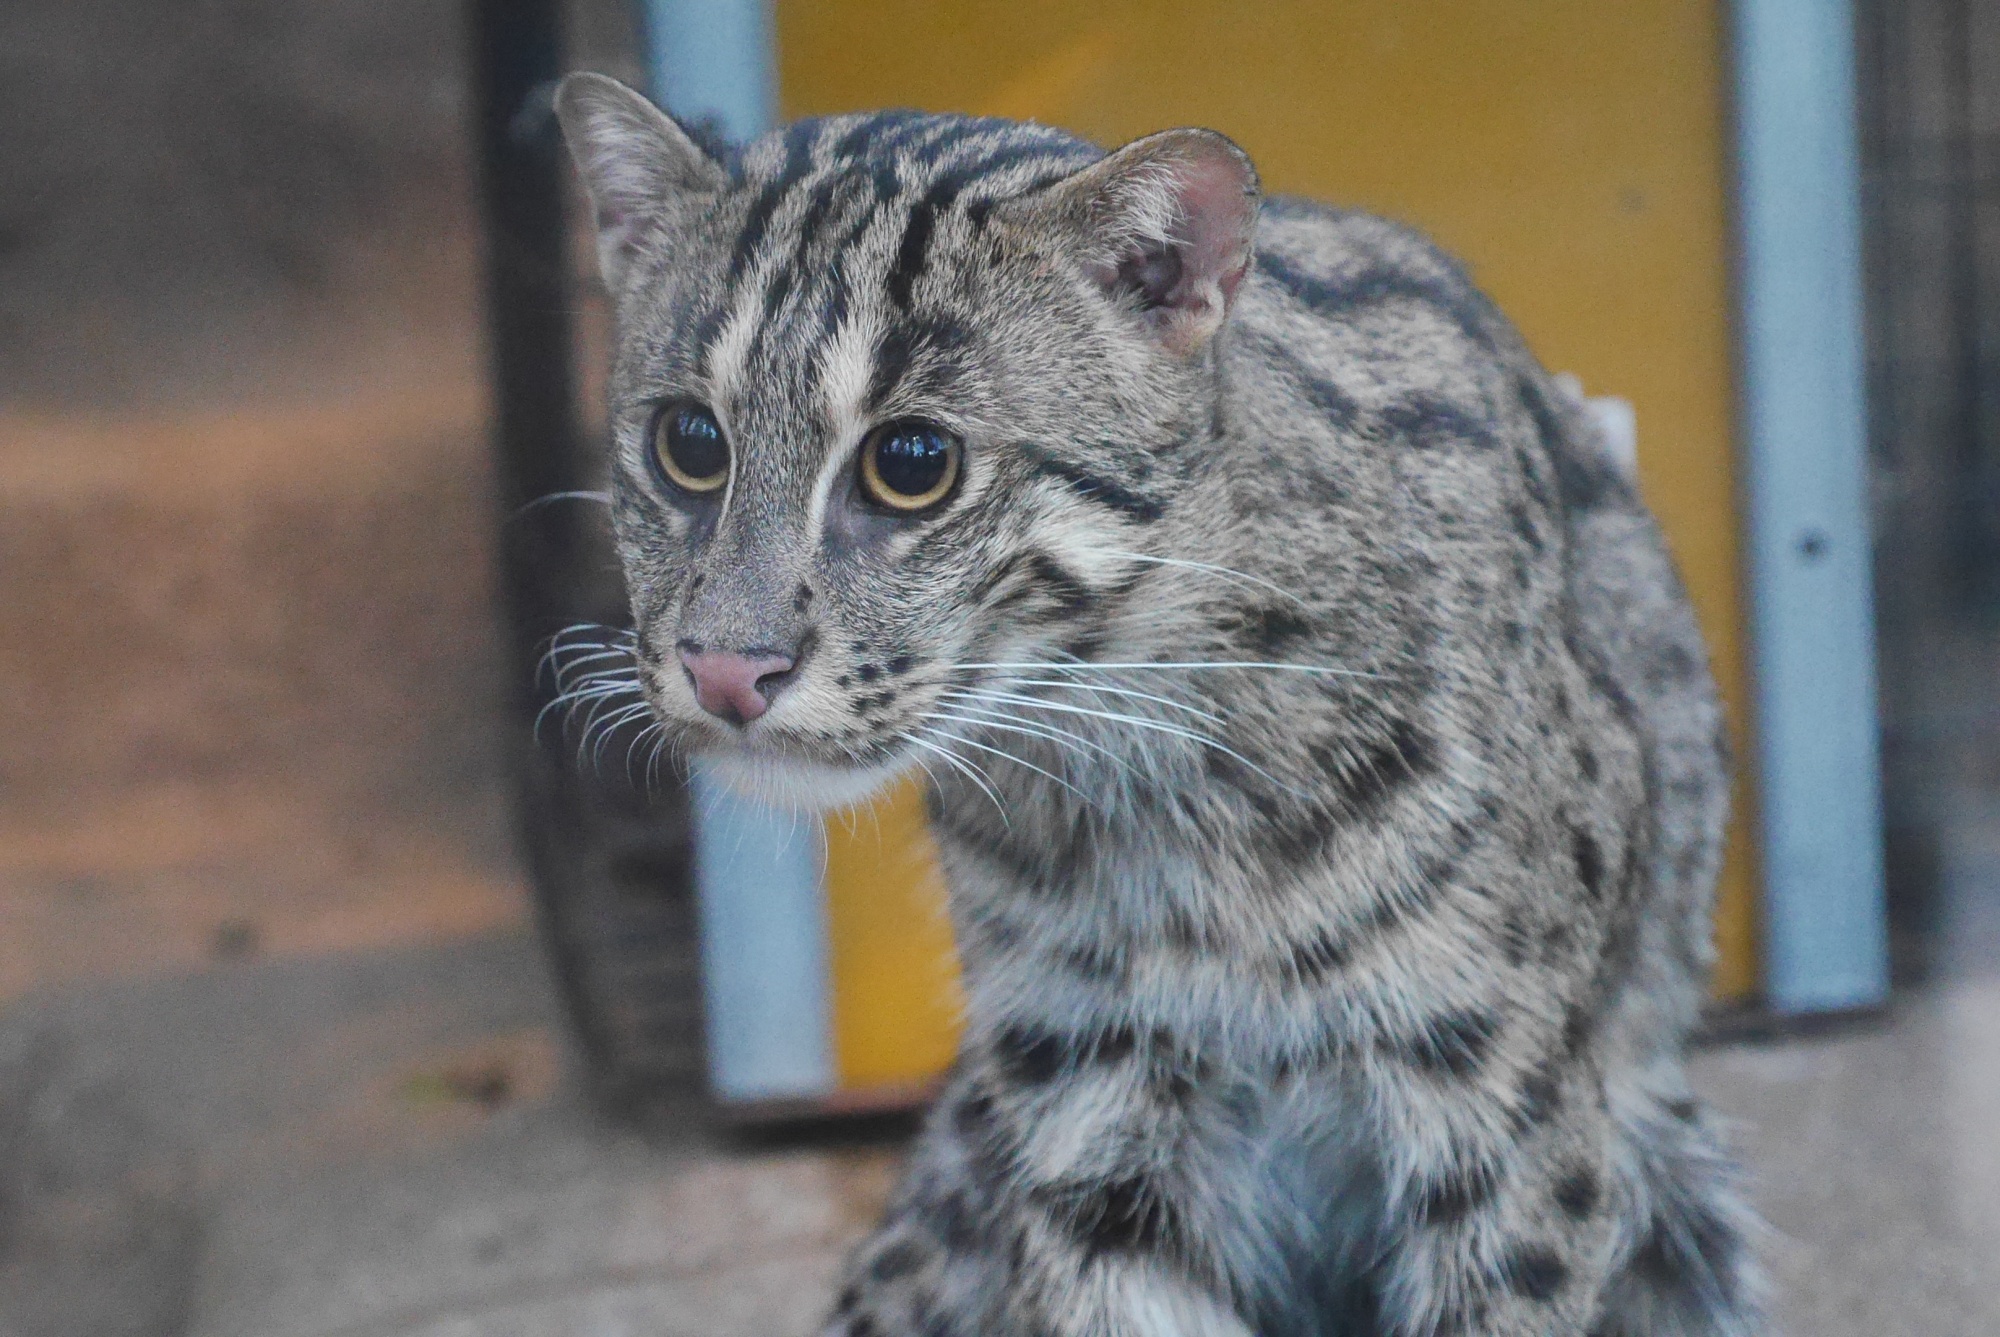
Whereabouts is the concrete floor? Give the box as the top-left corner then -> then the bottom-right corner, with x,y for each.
2,797 -> 1997,1336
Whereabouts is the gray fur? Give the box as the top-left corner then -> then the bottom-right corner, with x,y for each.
555,72 -> 1762,1337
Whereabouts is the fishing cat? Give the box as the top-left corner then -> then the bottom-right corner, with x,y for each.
553,71 -> 1760,1337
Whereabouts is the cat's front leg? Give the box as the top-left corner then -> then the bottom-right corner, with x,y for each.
1367,1056 -> 1626,1337
819,1066 -> 1252,1337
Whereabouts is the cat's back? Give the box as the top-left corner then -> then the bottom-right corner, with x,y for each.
1226,194 -> 1730,1040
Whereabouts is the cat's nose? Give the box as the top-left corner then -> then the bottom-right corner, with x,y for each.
676,645 -> 797,725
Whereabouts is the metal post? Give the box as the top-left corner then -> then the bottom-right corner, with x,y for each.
1733,0 -> 1889,1011
637,0 -> 834,1104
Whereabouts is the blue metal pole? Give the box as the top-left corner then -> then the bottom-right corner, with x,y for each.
1733,0 -> 1889,1012
642,0 -> 776,143
636,0 -> 833,1102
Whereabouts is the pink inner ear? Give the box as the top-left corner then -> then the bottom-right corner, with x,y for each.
1168,153 -> 1257,306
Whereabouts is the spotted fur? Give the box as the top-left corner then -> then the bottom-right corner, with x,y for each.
556,73 -> 1762,1336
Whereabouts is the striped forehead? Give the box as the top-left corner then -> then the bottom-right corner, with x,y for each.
690,113 -> 1099,488
698,115 -> 1098,367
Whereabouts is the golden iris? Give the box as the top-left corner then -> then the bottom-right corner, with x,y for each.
859,420 -> 961,512
652,403 -> 729,494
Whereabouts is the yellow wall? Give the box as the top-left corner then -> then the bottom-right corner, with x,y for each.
821,779 -> 964,1090
784,0 -> 1758,1000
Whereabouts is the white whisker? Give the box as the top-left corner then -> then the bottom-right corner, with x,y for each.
986,677 -> 1225,725
516,490 -> 613,519
902,732 -> 1009,824
944,688 -> 1306,797
930,703 -> 1141,778
1096,549 -> 1310,606
958,659 -> 1377,679
918,720 -> 1090,804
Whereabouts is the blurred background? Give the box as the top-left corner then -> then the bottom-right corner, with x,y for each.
0,0 -> 1995,1333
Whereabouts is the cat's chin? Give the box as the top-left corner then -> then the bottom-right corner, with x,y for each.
694,749 -> 915,815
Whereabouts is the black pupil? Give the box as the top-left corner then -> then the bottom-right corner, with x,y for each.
667,407 -> 726,481
875,425 -> 951,498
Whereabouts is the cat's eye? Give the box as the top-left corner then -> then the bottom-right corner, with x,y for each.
858,419 -> 962,513
651,402 -> 730,495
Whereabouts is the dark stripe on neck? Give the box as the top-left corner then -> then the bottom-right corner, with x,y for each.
1015,441 -> 1167,523
1245,334 -> 1363,432
1255,249 -> 1495,355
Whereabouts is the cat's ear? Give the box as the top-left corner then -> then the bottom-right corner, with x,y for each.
554,72 -> 730,290
1015,129 -> 1260,357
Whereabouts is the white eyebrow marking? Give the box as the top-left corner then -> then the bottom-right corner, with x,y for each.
700,269 -> 776,528
805,303 -> 885,539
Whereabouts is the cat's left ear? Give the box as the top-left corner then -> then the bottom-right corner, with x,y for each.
1013,129 -> 1260,357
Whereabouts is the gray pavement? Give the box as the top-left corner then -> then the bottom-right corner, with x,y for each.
4,803 -> 1999,1336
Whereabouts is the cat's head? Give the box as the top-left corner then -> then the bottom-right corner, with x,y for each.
555,73 -> 1259,810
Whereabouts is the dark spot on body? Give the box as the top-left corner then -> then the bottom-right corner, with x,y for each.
1416,819 -> 1478,889
1386,1007 -> 1499,1078
932,1187 -> 980,1251
994,1025 -> 1067,1084
1516,1065 -> 1562,1129
1021,552 -> 1097,619
1553,1167 -> 1600,1219
1575,744 -> 1599,782
866,315 -> 973,411
1666,1096 -> 1700,1123
1560,1000 -> 1594,1058
870,1238 -> 929,1282
1503,1243 -> 1570,1301
953,1094 -> 994,1144
1574,829 -> 1604,900
1323,718 -> 1436,818
1056,1175 -> 1174,1257
1288,928 -> 1348,984
1061,627 -> 1109,663
1060,941 -> 1122,981
857,662 -> 881,682
1415,1160 -> 1498,1225
888,655 -> 915,675
1241,604 -> 1313,653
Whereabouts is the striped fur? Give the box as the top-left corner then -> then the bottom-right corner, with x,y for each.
557,73 -> 1762,1336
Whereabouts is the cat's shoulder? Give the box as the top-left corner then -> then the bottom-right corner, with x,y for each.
1249,197 -> 1485,317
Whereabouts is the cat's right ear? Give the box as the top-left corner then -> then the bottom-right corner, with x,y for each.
554,73 -> 730,290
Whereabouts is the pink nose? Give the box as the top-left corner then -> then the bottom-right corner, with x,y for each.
678,647 -> 796,725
